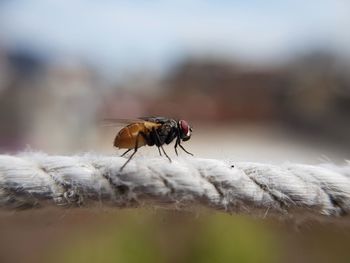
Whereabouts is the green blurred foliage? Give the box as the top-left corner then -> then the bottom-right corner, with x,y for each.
48,209 -> 279,263
2,208 -> 350,263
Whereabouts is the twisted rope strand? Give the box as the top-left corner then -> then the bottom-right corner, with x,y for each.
0,153 -> 349,216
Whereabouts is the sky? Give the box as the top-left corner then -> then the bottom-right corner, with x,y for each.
0,0 -> 349,73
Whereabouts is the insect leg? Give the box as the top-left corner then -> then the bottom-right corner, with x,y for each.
120,148 -> 132,157
153,128 -> 172,163
157,147 -> 162,156
178,142 -> 194,156
120,132 -> 144,171
174,137 -> 180,156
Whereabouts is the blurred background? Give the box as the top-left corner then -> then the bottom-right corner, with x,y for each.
0,0 -> 350,262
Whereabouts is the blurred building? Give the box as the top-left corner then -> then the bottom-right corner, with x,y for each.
1,46 -> 350,151
0,48 -> 104,152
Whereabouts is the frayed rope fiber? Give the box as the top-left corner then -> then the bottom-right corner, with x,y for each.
0,153 -> 350,216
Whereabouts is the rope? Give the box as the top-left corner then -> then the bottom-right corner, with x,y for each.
0,153 -> 350,217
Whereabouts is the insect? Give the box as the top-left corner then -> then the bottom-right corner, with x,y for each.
111,116 -> 193,170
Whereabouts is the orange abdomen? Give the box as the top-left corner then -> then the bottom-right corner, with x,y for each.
114,123 -> 147,149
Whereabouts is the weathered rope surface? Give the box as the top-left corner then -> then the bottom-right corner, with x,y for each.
0,153 -> 350,217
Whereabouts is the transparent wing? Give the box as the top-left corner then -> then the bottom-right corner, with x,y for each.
99,116 -> 169,127
99,118 -> 143,127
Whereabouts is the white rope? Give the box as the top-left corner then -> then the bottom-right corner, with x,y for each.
0,152 -> 350,217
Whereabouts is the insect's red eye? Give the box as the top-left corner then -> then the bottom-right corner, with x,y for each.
179,120 -> 190,136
